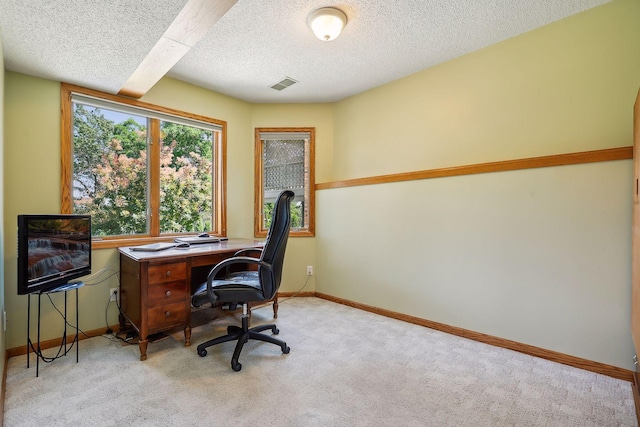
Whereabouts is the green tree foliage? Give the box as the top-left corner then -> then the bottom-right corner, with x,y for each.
161,122 -> 212,166
73,104 -> 116,200
116,118 -> 147,159
263,201 -> 304,230
72,105 -> 214,236
159,140 -> 213,233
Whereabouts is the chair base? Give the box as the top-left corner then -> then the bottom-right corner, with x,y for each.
197,311 -> 290,372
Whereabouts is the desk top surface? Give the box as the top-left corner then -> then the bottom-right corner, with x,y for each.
118,238 -> 264,262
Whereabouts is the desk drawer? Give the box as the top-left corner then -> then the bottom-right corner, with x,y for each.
148,262 -> 186,284
148,281 -> 187,306
148,301 -> 188,330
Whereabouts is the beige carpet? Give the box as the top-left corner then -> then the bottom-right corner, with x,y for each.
4,297 -> 637,426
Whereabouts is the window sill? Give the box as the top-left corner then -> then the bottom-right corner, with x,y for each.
255,230 -> 315,238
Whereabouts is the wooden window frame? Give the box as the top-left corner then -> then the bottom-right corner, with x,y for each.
254,127 -> 315,238
61,83 -> 227,249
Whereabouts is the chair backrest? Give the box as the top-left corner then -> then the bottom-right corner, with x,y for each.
259,190 -> 295,299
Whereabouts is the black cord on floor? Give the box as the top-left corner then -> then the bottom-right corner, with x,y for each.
45,293 -> 91,340
101,289 -> 140,346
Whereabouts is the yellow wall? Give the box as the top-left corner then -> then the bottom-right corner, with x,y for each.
0,30 -> 5,384
331,0 -> 639,181
142,77 -> 255,238
2,74 -> 257,349
4,73 -> 63,349
1,75 -> 329,349
3,0 -> 639,371
318,0 -> 640,369
251,103 -> 335,291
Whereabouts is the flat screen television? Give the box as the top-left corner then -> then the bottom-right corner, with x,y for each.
17,214 -> 92,295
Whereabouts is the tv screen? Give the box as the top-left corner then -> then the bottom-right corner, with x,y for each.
17,214 -> 92,295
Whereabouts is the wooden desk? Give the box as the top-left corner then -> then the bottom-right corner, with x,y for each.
118,239 -> 265,361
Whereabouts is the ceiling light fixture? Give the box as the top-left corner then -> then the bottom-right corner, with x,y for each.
307,7 -> 347,41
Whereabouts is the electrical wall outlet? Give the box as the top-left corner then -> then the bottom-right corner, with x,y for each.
307,265 -> 313,276
110,287 -> 119,302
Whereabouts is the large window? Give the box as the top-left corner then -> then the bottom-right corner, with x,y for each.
255,128 -> 315,237
61,83 -> 226,248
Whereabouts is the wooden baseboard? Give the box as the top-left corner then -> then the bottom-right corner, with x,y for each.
1,349 -> 6,427
5,293 -> 310,358
6,326 -> 114,359
2,292 -> 636,425
6,291 -> 633,382
633,371 -> 640,424
279,291 -> 316,298
314,292 -> 634,382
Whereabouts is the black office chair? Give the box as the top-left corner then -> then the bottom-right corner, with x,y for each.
191,190 -> 294,371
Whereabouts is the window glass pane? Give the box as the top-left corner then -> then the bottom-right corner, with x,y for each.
159,121 -> 214,233
72,103 -> 148,236
64,84 -> 226,244
262,138 -> 307,230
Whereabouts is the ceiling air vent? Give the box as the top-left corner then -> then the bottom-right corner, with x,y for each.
271,77 -> 298,91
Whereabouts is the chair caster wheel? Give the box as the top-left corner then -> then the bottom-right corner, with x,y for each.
232,362 -> 242,372
198,348 -> 207,357
273,327 -> 279,335
283,346 -> 290,354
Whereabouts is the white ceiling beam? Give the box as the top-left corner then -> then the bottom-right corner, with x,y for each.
118,0 -> 238,99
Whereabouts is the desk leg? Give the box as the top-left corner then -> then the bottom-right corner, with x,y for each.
138,319 -> 148,361
184,325 -> 191,347
138,339 -> 148,361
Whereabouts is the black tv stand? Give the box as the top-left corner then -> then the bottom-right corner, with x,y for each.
26,281 -> 84,377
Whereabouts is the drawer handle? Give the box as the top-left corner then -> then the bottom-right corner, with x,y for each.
165,290 -> 171,297
165,311 -> 171,317
166,271 -> 171,277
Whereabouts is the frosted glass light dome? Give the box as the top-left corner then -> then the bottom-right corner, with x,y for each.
307,7 -> 347,41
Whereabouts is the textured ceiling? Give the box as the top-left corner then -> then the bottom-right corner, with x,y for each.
0,0 -> 609,103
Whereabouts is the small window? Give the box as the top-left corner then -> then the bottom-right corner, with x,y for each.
61,83 -> 226,248
255,128 -> 315,237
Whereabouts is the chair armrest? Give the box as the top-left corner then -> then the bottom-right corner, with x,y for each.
228,248 -> 264,275
233,247 -> 263,257
207,256 -> 273,282
204,256 -> 273,304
